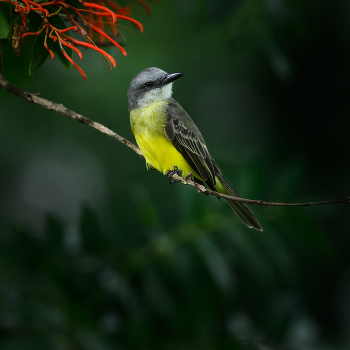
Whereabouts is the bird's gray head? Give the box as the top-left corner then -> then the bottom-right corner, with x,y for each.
127,67 -> 183,110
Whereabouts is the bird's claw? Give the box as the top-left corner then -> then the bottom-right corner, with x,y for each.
166,165 -> 182,184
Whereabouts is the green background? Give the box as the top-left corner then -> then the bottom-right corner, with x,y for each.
1,0 -> 350,349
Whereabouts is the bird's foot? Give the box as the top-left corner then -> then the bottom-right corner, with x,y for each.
166,166 -> 182,184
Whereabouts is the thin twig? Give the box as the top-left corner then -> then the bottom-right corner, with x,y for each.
170,173 -> 350,206
0,43 -> 349,208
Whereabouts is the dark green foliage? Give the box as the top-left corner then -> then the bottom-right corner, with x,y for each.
28,10 -> 72,73
0,3 -> 12,42
0,194 -> 333,349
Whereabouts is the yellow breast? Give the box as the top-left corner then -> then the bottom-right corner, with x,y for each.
130,101 -> 194,176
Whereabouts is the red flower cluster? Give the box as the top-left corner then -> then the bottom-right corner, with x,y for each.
5,0 -> 150,80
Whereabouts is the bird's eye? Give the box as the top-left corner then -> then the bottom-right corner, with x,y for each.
144,82 -> 153,88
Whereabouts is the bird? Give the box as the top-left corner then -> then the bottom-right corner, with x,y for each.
128,67 -> 262,231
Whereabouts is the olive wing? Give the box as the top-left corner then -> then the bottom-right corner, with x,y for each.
164,98 -> 217,190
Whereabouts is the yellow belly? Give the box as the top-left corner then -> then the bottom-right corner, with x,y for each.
130,101 -> 195,176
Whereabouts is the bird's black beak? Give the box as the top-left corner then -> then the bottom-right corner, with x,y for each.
161,72 -> 184,86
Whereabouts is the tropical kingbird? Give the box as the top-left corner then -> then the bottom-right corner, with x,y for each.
128,67 -> 262,231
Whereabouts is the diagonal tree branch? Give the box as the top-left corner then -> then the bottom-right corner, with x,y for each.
0,43 -> 349,207
0,45 -> 143,158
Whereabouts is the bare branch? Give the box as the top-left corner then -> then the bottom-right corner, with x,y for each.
0,42 -> 349,208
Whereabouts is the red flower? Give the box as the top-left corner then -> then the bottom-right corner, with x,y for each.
7,0 -> 151,80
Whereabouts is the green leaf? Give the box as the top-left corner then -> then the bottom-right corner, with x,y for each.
29,24 -> 53,75
27,11 -> 43,32
52,40 -> 72,71
28,10 -> 71,71
65,0 -> 84,9
0,3 -> 12,40
48,11 -> 72,71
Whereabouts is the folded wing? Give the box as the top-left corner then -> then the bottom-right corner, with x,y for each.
164,98 -> 217,190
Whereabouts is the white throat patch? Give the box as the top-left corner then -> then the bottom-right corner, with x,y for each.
137,83 -> 173,107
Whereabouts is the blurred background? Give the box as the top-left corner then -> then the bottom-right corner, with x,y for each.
1,0 -> 350,349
